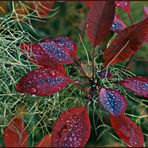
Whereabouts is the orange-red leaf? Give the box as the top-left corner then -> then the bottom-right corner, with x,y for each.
110,114 -> 144,147
36,134 -> 52,147
4,116 -> 28,147
51,106 -> 91,147
86,1 -> 115,47
104,17 -> 148,67
115,1 -> 130,14
32,1 -> 55,17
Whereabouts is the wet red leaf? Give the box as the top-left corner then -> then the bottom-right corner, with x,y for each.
111,15 -> 126,32
144,6 -> 148,16
99,88 -> 127,116
110,114 -> 144,147
39,41 -> 74,65
41,36 -> 78,59
120,76 -> 148,98
115,1 -> 130,14
4,116 -> 28,147
86,1 -> 115,47
104,17 -> 148,67
36,134 -> 52,147
32,1 -> 55,17
51,106 -> 91,147
16,68 -> 70,96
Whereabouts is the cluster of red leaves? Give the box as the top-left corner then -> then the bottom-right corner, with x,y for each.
85,1 -> 147,147
4,107 -> 90,147
13,1 -> 148,147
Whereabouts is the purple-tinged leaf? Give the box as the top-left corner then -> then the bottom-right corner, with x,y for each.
115,1 -> 130,14
51,106 -> 91,147
104,17 -> 148,67
41,36 -> 78,59
53,36 -> 78,59
39,41 -> 73,65
110,114 -> 144,147
99,88 -> 127,116
120,76 -> 148,98
86,1 -> 115,47
98,70 -> 113,78
111,15 -> 126,32
144,6 -> 148,16
16,68 -> 70,96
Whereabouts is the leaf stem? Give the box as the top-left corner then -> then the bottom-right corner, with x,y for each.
69,79 -> 89,95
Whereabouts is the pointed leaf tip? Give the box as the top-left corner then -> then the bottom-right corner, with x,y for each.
99,88 -> 127,116
86,1 -> 115,47
4,116 -> 28,147
110,114 -> 144,147
111,15 -> 126,32
16,68 -> 70,96
104,17 -> 148,66
51,106 -> 91,147
120,76 -> 148,98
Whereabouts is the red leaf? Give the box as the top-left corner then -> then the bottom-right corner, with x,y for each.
110,114 -> 144,147
53,36 -> 78,59
86,1 -> 115,47
111,15 -> 126,32
41,36 -> 78,58
32,1 -> 55,17
20,42 -> 60,68
16,68 -> 70,96
104,17 -> 148,67
36,134 -> 52,147
99,88 -> 127,116
115,1 -> 130,14
120,76 -> 148,98
39,41 -> 74,65
51,106 -> 91,147
4,116 -> 28,147
144,6 -> 148,16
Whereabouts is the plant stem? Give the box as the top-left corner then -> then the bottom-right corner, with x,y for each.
69,79 -> 89,95
75,57 -> 90,82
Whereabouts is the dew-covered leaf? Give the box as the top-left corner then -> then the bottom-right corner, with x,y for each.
32,1 -> 55,17
86,1 -> 115,47
120,76 -> 148,98
111,15 -> 126,32
4,116 -> 28,147
99,88 -> 127,116
115,1 -> 130,14
144,6 -> 148,16
16,68 -> 70,96
104,17 -> 148,67
39,41 -> 74,65
51,106 -> 91,147
36,134 -> 52,147
110,114 -> 144,147
41,36 -> 78,59
20,42 -> 61,68
98,70 -> 113,78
